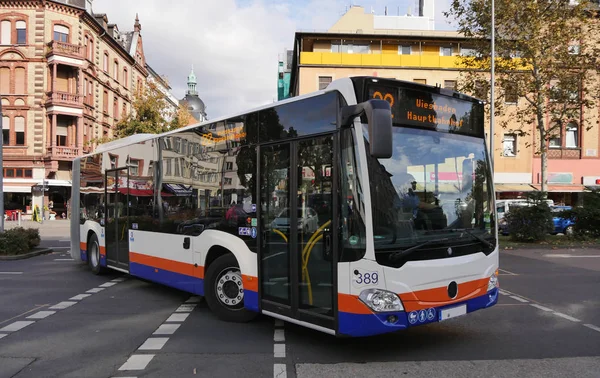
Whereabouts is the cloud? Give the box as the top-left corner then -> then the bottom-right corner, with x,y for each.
91,0 -> 455,120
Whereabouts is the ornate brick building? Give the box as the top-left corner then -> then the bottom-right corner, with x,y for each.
0,0 -> 175,216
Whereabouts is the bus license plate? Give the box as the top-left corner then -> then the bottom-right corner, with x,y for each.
439,304 -> 467,321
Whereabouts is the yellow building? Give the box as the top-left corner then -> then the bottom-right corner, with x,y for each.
0,0 -> 172,217
288,5 -> 600,205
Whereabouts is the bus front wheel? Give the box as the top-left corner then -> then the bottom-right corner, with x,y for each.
205,254 -> 257,323
88,233 -> 104,275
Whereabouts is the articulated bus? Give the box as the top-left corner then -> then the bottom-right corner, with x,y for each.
70,77 -> 499,337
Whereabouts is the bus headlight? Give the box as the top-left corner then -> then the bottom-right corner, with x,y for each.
487,271 -> 499,292
359,289 -> 404,312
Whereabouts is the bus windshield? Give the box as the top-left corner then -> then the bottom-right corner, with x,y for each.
363,125 -> 496,267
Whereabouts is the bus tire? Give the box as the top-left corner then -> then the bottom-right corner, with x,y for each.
205,253 -> 257,323
88,233 -> 104,275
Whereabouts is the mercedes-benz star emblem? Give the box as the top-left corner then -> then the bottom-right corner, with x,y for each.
447,247 -> 453,256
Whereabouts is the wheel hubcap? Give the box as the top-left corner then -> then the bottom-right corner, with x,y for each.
216,268 -> 244,307
91,242 -> 99,267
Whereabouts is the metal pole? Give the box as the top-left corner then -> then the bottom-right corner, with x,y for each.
0,102 -> 4,232
41,180 -> 45,224
490,0 -> 495,169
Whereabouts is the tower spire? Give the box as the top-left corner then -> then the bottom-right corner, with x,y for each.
187,65 -> 197,96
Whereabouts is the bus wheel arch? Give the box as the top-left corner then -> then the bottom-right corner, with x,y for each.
204,248 -> 257,323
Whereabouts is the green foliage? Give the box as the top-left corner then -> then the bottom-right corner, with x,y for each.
504,192 -> 553,242
0,227 -> 41,256
559,189 -> 600,237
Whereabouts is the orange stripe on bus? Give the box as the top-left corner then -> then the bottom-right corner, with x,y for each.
80,242 -> 86,250
338,293 -> 372,315
99,246 -> 106,256
242,275 -> 258,292
130,252 -> 204,279
399,278 -> 488,312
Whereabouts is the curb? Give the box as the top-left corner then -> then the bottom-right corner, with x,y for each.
0,248 -> 54,261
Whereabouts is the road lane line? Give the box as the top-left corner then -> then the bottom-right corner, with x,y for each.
86,288 -> 105,293
498,290 -> 509,295
99,282 -> 117,288
0,321 -> 36,332
553,312 -> 580,322
26,311 -> 56,320
138,337 -> 169,351
274,343 -> 286,358
175,304 -> 197,312
152,324 -> 180,335
165,313 -> 190,322
530,304 -> 553,312
274,364 -> 287,378
274,329 -> 285,342
49,301 -> 77,310
118,354 -> 155,370
185,296 -> 201,303
111,277 -> 126,282
498,268 -> 518,275
584,324 -> 600,333
0,304 -> 48,326
544,254 -> 600,258
0,334 -> 6,340
54,259 -> 74,261
510,296 -> 529,303
70,294 -> 92,301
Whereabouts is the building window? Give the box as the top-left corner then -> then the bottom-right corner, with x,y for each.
53,25 -> 69,42
502,134 -> 517,157
474,80 -> 488,101
103,53 -> 109,72
318,76 -> 332,90
2,116 -> 8,144
440,46 -> 453,56
549,123 -> 561,148
504,83 -> 518,103
398,45 -> 411,55
56,125 -> 67,146
14,116 -> 24,145
444,80 -> 456,90
85,35 -> 94,60
224,177 -> 233,185
414,79 -> 427,85
103,90 -> 108,113
1,20 -> 11,45
113,97 -> 119,120
460,47 -> 478,56
16,21 -> 26,45
113,61 -> 119,81
332,42 -> 369,54
3,168 -> 32,178
225,162 -> 233,171
128,159 -> 140,176
123,68 -> 128,88
565,122 -> 578,148
109,154 -> 117,169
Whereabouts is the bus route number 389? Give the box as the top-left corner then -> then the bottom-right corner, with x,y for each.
353,269 -> 379,287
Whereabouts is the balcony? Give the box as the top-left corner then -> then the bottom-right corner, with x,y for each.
548,148 -> 581,159
46,41 -> 84,61
47,146 -> 81,159
46,91 -> 83,107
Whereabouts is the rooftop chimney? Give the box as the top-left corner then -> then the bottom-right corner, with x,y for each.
418,0 -> 424,16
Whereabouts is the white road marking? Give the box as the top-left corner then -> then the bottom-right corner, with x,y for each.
70,294 -> 91,301
498,268 -> 517,275
175,304 -> 197,312
99,282 -> 117,288
544,254 -> 600,258
86,288 -> 105,293
584,324 -> 600,333
0,334 -> 6,340
274,364 -> 287,378
111,277 -> 126,282
59,240 -> 71,242
498,290 -> 509,295
49,301 -> 77,310
553,312 -> 580,322
274,329 -> 285,342
185,296 -> 201,303
530,304 -> 553,312
0,321 -> 35,332
274,343 -> 286,358
152,324 -> 180,335
118,354 -> 155,370
26,311 -> 56,319
138,337 -> 169,351
165,313 -> 190,322
510,296 -> 529,303
54,259 -> 74,261
0,272 -> 23,275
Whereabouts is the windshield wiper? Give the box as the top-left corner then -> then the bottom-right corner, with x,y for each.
448,228 -> 495,249
389,238 -> 450,261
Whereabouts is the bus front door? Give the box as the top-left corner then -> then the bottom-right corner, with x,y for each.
259,135 -> 337,331
104,167 -> 130,270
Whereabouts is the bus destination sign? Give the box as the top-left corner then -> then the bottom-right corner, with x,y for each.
367,83 -> 483,137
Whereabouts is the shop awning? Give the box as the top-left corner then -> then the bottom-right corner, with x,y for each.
163,183 -> 193,196
117,187 -> 173,197
494,183 -> 537,192
531,184 -> 587,192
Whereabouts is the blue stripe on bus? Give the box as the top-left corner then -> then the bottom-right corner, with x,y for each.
130,262 -> 204,295
244,289 -> 259,312
338,288 -> 499,337
80,249 -> 87,262
100,253 -> 107,267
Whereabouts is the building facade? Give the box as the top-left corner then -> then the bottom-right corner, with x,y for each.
277,49 -> 292,101
0,0 -> 175,217
288,5 -> 600,206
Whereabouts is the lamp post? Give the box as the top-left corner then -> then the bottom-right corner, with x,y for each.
490,0 -> 496,170
0,102 -> 4,232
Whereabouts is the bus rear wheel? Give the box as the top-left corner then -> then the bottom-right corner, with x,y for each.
88,233 -> 104,275
205,254 -> 257,323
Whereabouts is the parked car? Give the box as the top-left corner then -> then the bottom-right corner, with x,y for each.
550,205 -> 575,235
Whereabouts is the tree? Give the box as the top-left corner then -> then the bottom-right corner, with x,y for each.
114,81 -> 193,139
445,0 -> 600,194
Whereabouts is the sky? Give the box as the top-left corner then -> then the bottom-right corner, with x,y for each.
92,0 -> 454,119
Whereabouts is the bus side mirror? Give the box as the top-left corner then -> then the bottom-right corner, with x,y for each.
341,99 -> 392,158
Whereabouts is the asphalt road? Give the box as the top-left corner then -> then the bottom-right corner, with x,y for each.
1,245 -> 599,378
